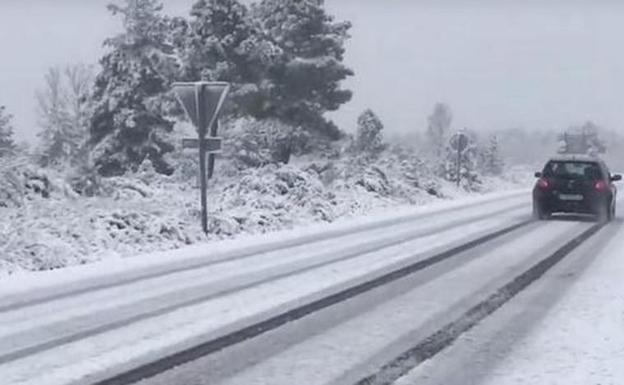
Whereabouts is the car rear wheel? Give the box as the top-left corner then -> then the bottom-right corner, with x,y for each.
533,201 -> 550,220
596,202 -> 610,222
608,200 -> 616,221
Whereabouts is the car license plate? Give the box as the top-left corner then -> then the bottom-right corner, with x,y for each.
559,194 -> 583,201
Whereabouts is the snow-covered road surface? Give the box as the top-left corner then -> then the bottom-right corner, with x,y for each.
1,190 -> 621,385
395,212 -> 624,385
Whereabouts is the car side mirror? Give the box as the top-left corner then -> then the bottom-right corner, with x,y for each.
534,172 -> 542,178
611,174 -> 622,182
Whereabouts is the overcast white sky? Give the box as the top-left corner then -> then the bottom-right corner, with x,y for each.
1,0 -> 624,142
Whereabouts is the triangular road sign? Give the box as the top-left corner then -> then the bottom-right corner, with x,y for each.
172,82 -> 230,136
202,82 -> 230,135
172,83 -> 199,129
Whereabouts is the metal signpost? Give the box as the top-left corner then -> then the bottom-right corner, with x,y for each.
450,132 -> 469,187
173,81 -> 230,234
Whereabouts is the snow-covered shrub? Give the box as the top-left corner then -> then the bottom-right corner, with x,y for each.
0,135 -> 524,275
426,102 -> 452,161
0,155 -> 78,208
0,157 -> 26,208
223,118 -> 310,168
352,109 -> 385,156
0,106 -> 16,158
443,130 -> 482,191
478,134 -> 505,176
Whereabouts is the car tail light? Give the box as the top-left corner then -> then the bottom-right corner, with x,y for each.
594,180 -> 608,193
537,178 -> 550,190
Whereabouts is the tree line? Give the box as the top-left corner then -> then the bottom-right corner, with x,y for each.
1,0 -> 617,183
1,0 -> 353,176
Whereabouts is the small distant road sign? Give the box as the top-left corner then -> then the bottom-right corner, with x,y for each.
450,131 -> 470,187
181,137 -> 222,152
173,82 -> 230,234
450,132 -> 469,153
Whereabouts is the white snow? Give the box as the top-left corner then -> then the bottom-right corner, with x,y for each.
395,214 -> 624,385
0,147 -> 533,277
0,196 -> 526,338
0,188 -> 527,297
0,196 -> 529,385
473,222 -> 624,385
216,221 -> 589,385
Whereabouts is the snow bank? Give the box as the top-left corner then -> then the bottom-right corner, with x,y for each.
0,148 -> 531,276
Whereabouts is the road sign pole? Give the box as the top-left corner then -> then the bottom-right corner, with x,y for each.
197,84 -> 209,234
207,120 -> 218,180
172,81 -> 230,235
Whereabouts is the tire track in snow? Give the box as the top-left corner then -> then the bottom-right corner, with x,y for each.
0,206 -> 528,364
88,220 -> 532,385
0,193 -> 526,314
354,221 -> 606,385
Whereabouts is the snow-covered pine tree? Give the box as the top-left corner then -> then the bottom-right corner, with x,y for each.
0,106 -> 16,158
581,121 -> 607,156
444,129 -> 480,188
426,102 -> 452,160
89,0 -> 177,176
557,122 -> 606,156
252,0 -> 353,139
354,109 -> 384,155
36,65 -> 93,167
177,0 -> 280,118
480,134 -> 504,176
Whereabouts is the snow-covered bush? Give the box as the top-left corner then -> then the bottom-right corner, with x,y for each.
352,109 -> 385,156
479,134 -> 505,176
0,155 -> 78,208
0,135 -> 524,276
223,118 -> 310,168
443,130 -> 482,191
0,105 -> 16,158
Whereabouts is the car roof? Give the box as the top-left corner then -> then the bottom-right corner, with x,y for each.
547,154 -> 602,163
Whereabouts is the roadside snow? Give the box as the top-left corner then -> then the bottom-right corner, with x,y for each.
0,152 -> 532,276
395,217 -> 624,385
0,189 -> 527,298
475,222 -> 624,385
0,207 -> 529,385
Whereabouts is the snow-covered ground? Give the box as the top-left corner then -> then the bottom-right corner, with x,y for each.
1,189 -> 619,385
476,222 -> 624,383
0,191 -> 530,385
0,149 -> 533,276
396,216 -> 624,385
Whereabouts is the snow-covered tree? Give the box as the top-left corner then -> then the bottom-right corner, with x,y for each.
582,121 -> 607,155
426,102 -> 452,159
175,0 -> 280,118
479,134 -> 504,176
36,65 -> 93,167
0,106 -> 16,157
225,118 -> 309,167
89,0 -> 177,176
252,0 -> 353,139
353,109 -> 384,155
444,129 -> 479,188
557,121 -> 607,155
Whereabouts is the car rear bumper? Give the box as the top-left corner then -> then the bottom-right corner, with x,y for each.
533,193 -> 608,215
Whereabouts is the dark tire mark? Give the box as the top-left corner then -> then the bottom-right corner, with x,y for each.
89,220 -> 531,385
354,222 -> 605,385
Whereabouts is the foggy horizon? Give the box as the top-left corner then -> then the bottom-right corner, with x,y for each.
1,0 -> 624,143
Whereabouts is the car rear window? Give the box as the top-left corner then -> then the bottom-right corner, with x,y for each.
543,161 -> 603,180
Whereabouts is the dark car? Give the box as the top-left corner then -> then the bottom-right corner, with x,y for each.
532,155 -> 621,221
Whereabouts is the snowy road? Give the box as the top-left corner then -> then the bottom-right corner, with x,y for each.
1,190 -> 621,385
